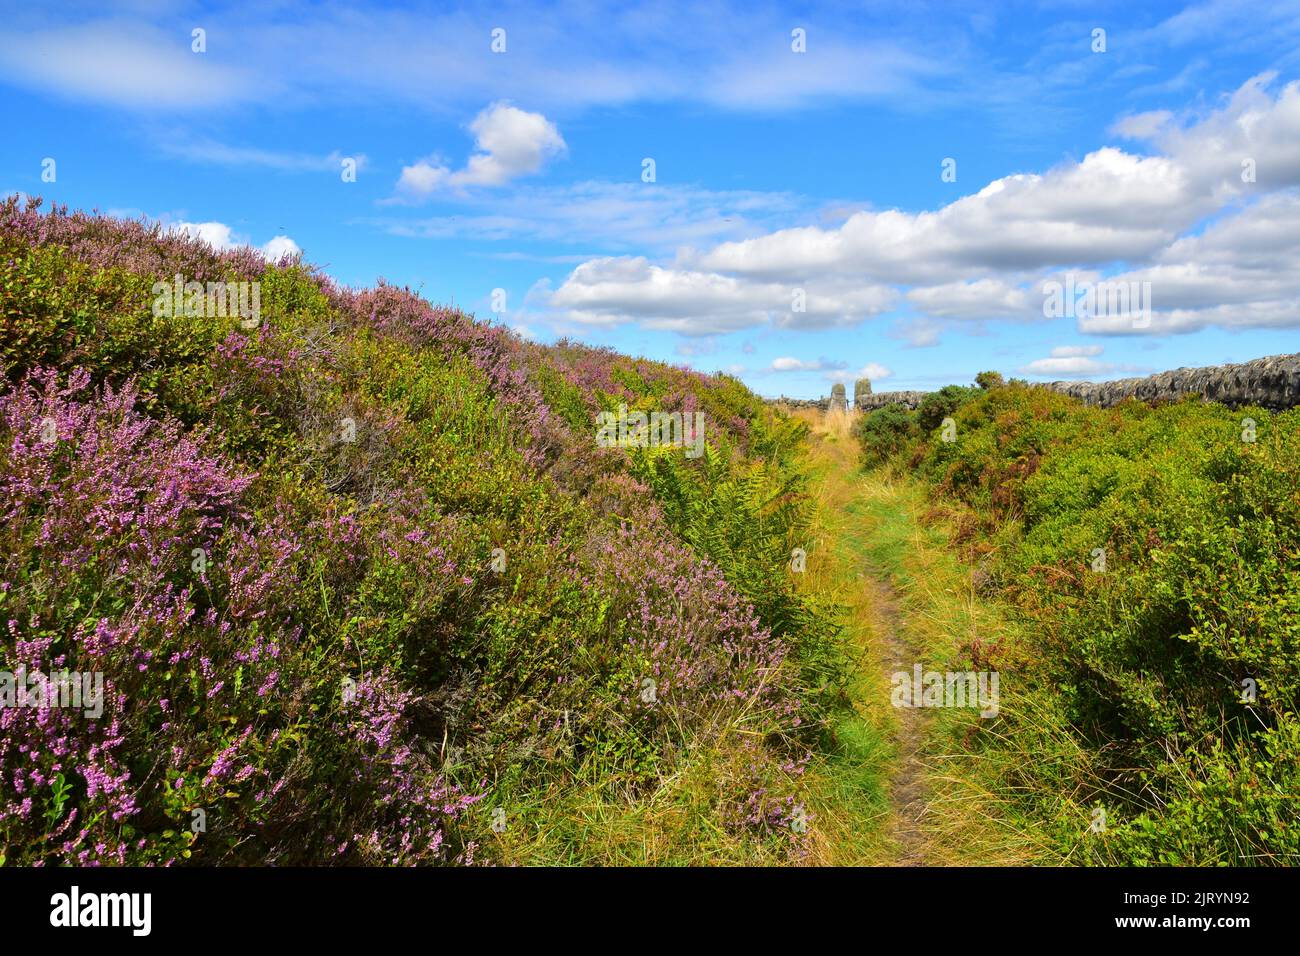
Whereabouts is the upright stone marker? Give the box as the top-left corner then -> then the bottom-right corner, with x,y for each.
854,378 -> 872,409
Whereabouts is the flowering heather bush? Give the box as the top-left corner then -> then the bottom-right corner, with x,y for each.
0,369 -> 254,863
543,340 -> 755,450
0,205 -> 834,865
596,522 -> 797,730
326,281 -> 564,467
0,368 -> 252,580
1,195 -> 269,283
330,671 -> 481,865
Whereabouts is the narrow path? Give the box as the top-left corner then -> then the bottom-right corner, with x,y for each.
796,409 -> 933,865
867,574 -> 931,865
796,408 -> 1037,866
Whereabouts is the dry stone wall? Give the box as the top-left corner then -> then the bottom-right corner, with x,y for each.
1039,352 -> 1300,411
795,353 -> 1300,414
770,396 -> 830,410
854,391 -> 927,411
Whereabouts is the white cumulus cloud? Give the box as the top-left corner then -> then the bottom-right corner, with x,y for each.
170,221 -> 301,260
396,102 -> 566,198
262,235 -> 302,260
544,76 -> 1300,338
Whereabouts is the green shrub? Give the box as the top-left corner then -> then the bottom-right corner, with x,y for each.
853,403 -> 917,464
917,384 -> 978,435
867,379 -> 1300,865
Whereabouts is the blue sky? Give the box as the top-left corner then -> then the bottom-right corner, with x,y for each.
2,0 -> 1299,398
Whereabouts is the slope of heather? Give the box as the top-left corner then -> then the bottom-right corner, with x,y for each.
0,198 -> 845,866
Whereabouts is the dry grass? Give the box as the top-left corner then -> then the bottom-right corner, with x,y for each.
818,405 -> 858,441
492,729 -> 818,866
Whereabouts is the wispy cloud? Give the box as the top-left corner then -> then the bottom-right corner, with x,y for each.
0,21 -> 263,108
0,3 -> 952,114
825,362 -> 892,383
769,356 -> 847,372
372,180 -> 807,252
1018,345 -> 1140,378
159,139 -> 368,174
